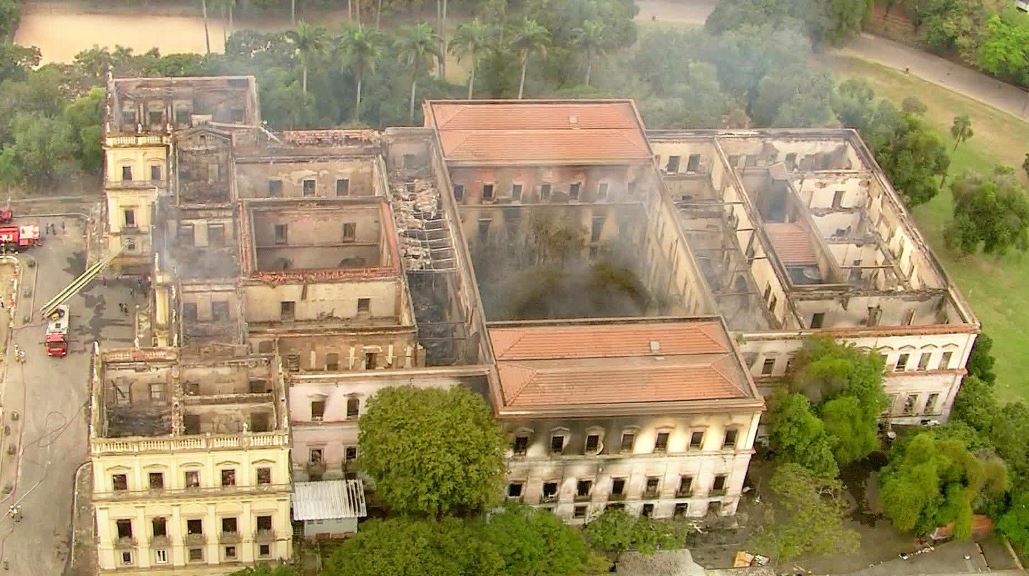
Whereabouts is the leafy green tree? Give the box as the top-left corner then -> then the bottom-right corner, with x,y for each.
0,44 -> 41,85
338,24 -> 384,122
767,392 -> 840,478
966,332 -> 996,384
450,18 -> 491,99
753,463 -> 858,561
481,504 -> 590,576
358,386 -> 505,517
0,113 -> 76,189
950,114 -> 973,151
583,508 -> 681,563
227,565 -> 298,576
0,0 -> 18,38
511,18 -> 550,99
752,70 -> 836,127
987,402 -> 1029,491
63,87 -> 105,174
787,336 -> 888,411
395,21 -> 441,122
977,13 -> 1029,86
325,517 -> 501,576
1023,153 -> 1029,180
571,19 -> 609,87
998,491 -> 1029,556
285,21 -> 329,96
880,432 -> 1007,536
212,0 -> 237,49
952,375 -> 998,434
705,0 -> 868,46
870,112 -> 950,206
821,395 -> 881,467
944,169 -> 1029,256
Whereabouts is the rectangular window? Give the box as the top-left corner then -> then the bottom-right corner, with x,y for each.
763,283 -> 772,303
654,432 -> 670,453
225,546 -> 237,559
573,505 -> 587,519
540,183 -> 552,200
155,549 -> 168,564
121,166 -> 133,181
895,353 -> 910,371
784,152 -> 797,169
810,313 -> 825,329
268,180 -> 283,197
761,358 -> 776,376
347,397 -> 360,418
569,182 -> 582,200
311,400 -> 325,420
342,223 -> 357,242
259,544 -> 270,557
903,394 -> 917,415
150,165 -> 162,181
185,470 -> 200,488
642,503 -> 654,517
357,298 -> 371,314
452,184 -> 464,201
924,393 -> 940,413
666,155 -> 681,173
678,476 -> 693,496
112,474 -> 128,491
712,474 -> 727,491
273,224 -> 287,245
116,519 -> 133,539
513,435 -> 529,456
121,551 -> 133,566
220,469 -> 236,487
211,300 -> 229,321
477,218 -> 491,240
674,503 -> 689,517
302,179 -> 316,197
585,434 -> 600,453
344,446 -> 358,463
309,448 -> 323,464
645,476 -> 660,497
832,190 -> 845,208
256,467 -> 271,485
904,309 -> 916,325
336,178 -> 350,196
507,482 -> 524,498
280,301 -> 295,321
620,432 -> 635,452
482,183 -> 494,201
918,352 -> 931,370
611,478 -> 626,495
686,154 -> 701,173
148,472 -> 164,490
597,182 -> 609,199
511,183 -> 522,200
576,480 -> 593,498
590,217 -> 605,243
188,548 -> 203,562
723,429 -> 738,449
152,517 -> 167,537
257,515 -> 272,531
939,352 -> 953,369
124,209 -> 136,228
769,295 -> 778,314
222,517 -> 238,534
208,223 -> 226,246
689,431 -> 704,449
178,223 -> 195,247
550,434 -> 565,454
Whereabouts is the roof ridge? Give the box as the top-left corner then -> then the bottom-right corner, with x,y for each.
710,356 -> 746,396
503,362 -> 539,404
491,331 -> 527,359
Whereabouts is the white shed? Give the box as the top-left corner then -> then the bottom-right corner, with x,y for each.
292,479 -> 367,539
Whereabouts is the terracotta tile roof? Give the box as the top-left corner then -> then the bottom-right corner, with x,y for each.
426,101 -> 652,164
765,222 -> 818,265
488,321 -> 753,408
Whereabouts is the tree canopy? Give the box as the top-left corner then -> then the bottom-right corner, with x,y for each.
357,385 -> 505,518
705,0 -> 870,46
767,391 -> 840,478
944,169 -> 1029,256
583,508 -> 682,562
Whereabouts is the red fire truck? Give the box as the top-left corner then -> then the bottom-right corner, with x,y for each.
45,305 -> 69,358
0,225 -> 41,252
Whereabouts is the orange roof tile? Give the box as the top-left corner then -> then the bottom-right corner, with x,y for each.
426,101 -> 652,164
765,222 -> 818,266
488,320 -> 753,408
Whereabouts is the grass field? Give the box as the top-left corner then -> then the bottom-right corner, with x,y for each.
823,55 -> 1029,403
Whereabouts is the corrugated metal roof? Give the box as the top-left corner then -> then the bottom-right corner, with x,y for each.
292,480 -> 367,521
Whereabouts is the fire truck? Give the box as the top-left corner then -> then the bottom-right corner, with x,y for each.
0,225 -> 41,252
45,305 -> 69,358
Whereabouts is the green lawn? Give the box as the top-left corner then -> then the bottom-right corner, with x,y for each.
824,55 -> 1029,403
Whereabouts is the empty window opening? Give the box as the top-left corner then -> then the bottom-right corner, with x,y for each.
761,358 -> 776,376
542,481 -> 558,502
513,435 -> 529,456
342,223 -> 357,242
576,480 -> 593,498
810,313 -> 825,329
477,218 -> 491,240
112,474 -> 128,491
121,166 -> 133,181
832,190 -> 845,209
642,503 -> 654,517
225,546 -> 237,559
724,429 -> 738,449
311,400 -> 325,421
674,503 -> 689,517
924,393 -> 940,413
482,183 -> 495,201
259,544 -> 270,557
152,517 -> 167,537
121,551 -> 133,566
654,432 -> 670,453
208,223 -> 226,246
336,178 -> 350,196
185,470 -> 200,488
784,153 -> 797,169
222,517 -> 238,534
344,446 -> 358,463
895,353 -> 910,371
620,432 -> 636,452
148,472 -> 164,490
903,395 -> 916,415
678,476 -> 693,496
550,434 -> 566,454
939,351 -> 953,369
356,298 -> 371,315
123,209 -> 136,228
511,183 -> 523,200
364,352 -> 377,369
686,154 -> 701,173
188,548 -> 203,562
569,182 -> 582,200
280,301 -> 295,321
540,183 -> 552,200
573,505 -> 588,519
273,224 -> 287,245
689,431 -> 705,449
585,433 -> 600,453
611,478 -> 626,496
150,165 -> 162,181
257,515 -> 272,531
207,299 -> 229,322
452,184 -> 464,201
645,476 -> 660,497
666,155 -> 681,173
507,482 -> 524,498
220,469 -> 236,487
256,467 -> 271,485
347,397 -> 360,418
268,180 -> 283,197
918,352 -> 932,370
597,182 -> 609,199
309,448 -> 323,464
116,519 -> 133,539
325,353 -> 339,371
187,519 -> 203,535
712,474 -> 727,492
302,179 -> 316,197
590,217 -> 605,243
178,223 -> 195,247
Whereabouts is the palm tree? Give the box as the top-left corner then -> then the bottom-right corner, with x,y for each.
285,21 -> 329,97
950,114 -> 973,151
571,19 -> 608,87
450,18 -> 491,100
338,24 -> 384,122
291,0 -> 297,27
212,0 -> 236,49
396,22 -> 442,122
510,18 -> 549,99
200,0 -> 211,55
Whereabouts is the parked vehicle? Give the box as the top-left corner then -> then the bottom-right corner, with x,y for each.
45,305 -> 69,358
0,225 -> 41,252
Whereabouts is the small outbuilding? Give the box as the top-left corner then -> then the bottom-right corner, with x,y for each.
292,479 -> 367,539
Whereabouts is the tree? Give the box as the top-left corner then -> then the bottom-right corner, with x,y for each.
0,0 -> 19,38
753,463 -> 858,562
0,113 -> 76,189
583,508 -> 681,563
571,19 -> 608,87
338,24 -> 384,122
821,395 -> 881,467
480,504 -> 591,576
752,69 -> 836,127
212,0 -> 237,49
787,336 -> 887,411
285,21 -> 329,97
705,0 -> 868,46
880,432 -> 1006,536
952,375 -> 998,434
966,332 -> 996,384
1023,153 -> 1029,180
0,44 -> 41,85
358,386 -> 505,517
395,21 -> 441,122
450,18 -> 491,99
201,0 -> 212,55
63,87 -> 105,174
324,517 -> 500,576
511,18 -> 550,99
998,492 -> 1029,556
767,392 -> 839,478
227,565 -> 298,576
977,14 -> 1029,86
944,169 -> 1029,256
901,96 -> 928,116
950,114 -> 973,151
868,112 -> 950,206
